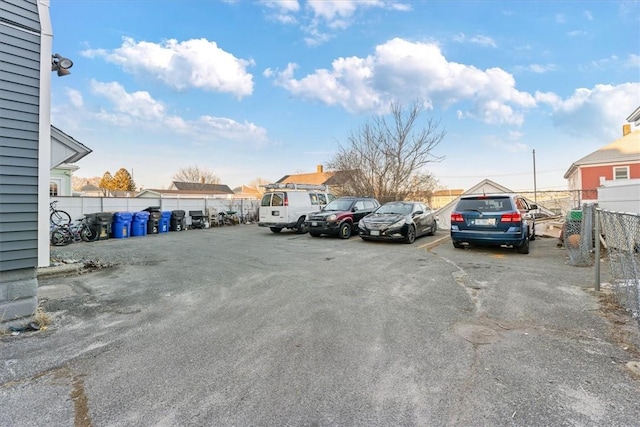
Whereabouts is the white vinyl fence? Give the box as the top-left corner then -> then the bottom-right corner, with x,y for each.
51,196 -> 260,227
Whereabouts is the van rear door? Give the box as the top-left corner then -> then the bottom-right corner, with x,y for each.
259,192 -> 286,223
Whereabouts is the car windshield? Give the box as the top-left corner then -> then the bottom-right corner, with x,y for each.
323,199 -> 354,211
376,202 -> 412,215
457,197 -> 510,212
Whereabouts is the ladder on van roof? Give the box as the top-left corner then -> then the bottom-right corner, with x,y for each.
263,183 -> 329,191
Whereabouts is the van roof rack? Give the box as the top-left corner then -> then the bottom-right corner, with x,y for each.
263,183 -> 329,191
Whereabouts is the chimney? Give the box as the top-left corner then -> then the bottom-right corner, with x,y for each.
317,165 -> 324,173
623,124 -> 631,136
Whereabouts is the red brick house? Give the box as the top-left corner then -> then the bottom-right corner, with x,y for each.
564,123 -> 640,203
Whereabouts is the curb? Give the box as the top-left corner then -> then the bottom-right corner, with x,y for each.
37,263 -> 83,279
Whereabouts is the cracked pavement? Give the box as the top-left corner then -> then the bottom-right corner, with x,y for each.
2,226 -> 639,426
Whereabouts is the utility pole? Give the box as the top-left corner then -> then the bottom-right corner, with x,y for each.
532,149 -> 537,203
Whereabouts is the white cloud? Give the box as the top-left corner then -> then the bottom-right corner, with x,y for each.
83,37 -> 255,98
260,0 -> 300,13
260,0 -> 300,24
538,83 -> 640,139
487,134 -> 528,153
515,63 -> 558,74
567,30 -> 587,37
626,53 -> 640,68
283,0 -> 412,45
452,33 -> 496,47
468,35 -> 497,47
584,10 -> 593,20
90,80 -> 166,122
268,38 -> 536,125
66,88 -> 84,108
61,80 -> 268,145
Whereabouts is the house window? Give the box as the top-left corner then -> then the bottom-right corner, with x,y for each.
50,182 -> 59,196
613,166 -> 629,180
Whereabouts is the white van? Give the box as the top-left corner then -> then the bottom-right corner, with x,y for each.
258,183 -> 335,233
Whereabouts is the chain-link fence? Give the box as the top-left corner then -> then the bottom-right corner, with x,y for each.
598,209 -> 640,322
563,203 -> 595,267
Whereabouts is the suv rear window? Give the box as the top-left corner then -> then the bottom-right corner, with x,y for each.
456,196 -> 512,212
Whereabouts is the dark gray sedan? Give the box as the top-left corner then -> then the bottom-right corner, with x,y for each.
358,201 -> 437,244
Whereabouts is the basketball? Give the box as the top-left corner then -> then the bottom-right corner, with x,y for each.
567,234 -> 581,248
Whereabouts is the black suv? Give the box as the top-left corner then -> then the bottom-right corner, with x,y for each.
306,196 -> 380,239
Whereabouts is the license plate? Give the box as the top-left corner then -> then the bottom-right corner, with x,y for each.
474,218 -> 495,226
371,230 -> 380,236
311,222 -> 317,226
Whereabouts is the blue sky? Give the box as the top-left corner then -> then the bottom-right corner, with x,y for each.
49,0 -> 640,192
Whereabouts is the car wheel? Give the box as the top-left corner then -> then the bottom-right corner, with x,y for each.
405,225 -> 416,244
310,231 -> 321,237
339,222 -> 352,239
453,240 -> 464,249
270,227 -> 282,233
295,218 -> 308,234
427,220 -> 437,236
517,238 -> 530,254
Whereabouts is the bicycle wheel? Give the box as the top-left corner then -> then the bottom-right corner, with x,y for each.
80,225 -> 98,242
50,209 -> 71,226
50,230 -> 70,246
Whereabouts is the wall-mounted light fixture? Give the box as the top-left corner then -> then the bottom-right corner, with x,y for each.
51,53 -> 73,76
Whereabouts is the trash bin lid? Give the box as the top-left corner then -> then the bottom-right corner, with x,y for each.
133,211 -> 150,219
161,211 -> 172,218
86,212 -> 114,222
114,212 -> 133,220
143,206 -> 161,212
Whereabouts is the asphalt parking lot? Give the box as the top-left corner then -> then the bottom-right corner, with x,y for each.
2,225 -> 640,426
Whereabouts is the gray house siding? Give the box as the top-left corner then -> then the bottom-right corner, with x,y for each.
1,0 -> 41,327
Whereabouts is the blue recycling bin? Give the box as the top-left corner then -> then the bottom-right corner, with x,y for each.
131,211 -> 150,237
159,211 -> 172,233
112,212 -> 133,238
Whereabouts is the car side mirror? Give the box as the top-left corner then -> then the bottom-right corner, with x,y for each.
352,207 -> 358,212
529,204 -> 538,211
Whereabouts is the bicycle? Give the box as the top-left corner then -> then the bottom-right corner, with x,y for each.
218,211 -> 238,226
50,200 -> 71,226
50,217 -> 97,246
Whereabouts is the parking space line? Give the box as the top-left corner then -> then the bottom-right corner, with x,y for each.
418,234 -> 450,249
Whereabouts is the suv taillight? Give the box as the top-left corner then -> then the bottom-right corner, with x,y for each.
500,211 -> 522,222
451,212 -> 464,222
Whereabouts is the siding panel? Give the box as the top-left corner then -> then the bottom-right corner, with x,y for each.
0,0 -> 40,32
1,0 -> 40,273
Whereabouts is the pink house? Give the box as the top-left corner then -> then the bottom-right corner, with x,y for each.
564,119 -> 640,203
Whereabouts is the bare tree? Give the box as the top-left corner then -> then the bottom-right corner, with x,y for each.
327,100 -> 445,203
404,173 -> 441,205
172,166 -> 220,184
246,177 -> 271,194
72,176 -> 101,192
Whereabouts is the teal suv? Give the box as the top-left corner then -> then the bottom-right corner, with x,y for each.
450,194 -> 537,254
